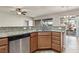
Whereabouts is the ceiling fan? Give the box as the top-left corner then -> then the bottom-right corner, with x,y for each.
16,8 -> 27,15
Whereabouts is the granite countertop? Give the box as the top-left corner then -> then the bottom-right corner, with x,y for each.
0,29 -> 65,38
0,31 -> 30,38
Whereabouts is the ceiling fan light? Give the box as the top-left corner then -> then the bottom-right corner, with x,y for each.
17,11 -> 21,15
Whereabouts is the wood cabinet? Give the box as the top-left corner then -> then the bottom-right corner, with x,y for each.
0,38 -> 8,46
52,44 -> 61,51
30,32 -> 38,52
0,45 -> 8,53
0,38 -> 8,53
38,36 -> 51,49
52,32 -> 64,52
30,31 -> 64,53
38,32 -> 51,49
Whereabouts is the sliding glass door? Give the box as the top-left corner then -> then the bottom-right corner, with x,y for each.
75,17 -> 79,37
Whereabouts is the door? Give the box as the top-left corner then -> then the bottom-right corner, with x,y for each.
75,17 -> 79,37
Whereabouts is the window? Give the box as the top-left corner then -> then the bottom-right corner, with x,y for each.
42,18 -> 53,26
34,18 -> 53,26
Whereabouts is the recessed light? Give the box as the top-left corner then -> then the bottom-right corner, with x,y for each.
66,16 -> 69,17
23,27 -> 27,29
63,16 -> 66,18
70,16 -> 72,17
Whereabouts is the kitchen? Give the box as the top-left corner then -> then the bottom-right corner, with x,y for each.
0,6 -> 79,53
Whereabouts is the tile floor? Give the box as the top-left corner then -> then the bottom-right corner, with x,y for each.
63,36 -> 79,53
35,36 -> 79,53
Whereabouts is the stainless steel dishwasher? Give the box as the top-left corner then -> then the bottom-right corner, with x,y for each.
8,33 -> 30,53
9,39 -> 20,53
20,37 -> 30,53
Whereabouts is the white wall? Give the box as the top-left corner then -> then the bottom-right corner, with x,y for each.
34,9 -> 79,26
53,16 -> 60,26
1,8 -> 79,27
0,11 -> 33,27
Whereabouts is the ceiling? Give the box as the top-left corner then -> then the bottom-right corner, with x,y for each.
0,6 -> 79,17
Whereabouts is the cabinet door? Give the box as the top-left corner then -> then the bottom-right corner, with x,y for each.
30,36 -> 38,52
0,45 -> 8,53
0,38 -> 8,46
38,36 -> 51,49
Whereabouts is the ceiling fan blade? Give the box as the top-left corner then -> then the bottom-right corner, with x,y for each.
16,8 -> 21,12
21,12 -> 26,15
23,11 -> 27,13
21,11 -> 27,15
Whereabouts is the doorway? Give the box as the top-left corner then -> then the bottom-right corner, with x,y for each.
66,17 -> 76,36
60,16 -> 79,53
60,16 -> 77,36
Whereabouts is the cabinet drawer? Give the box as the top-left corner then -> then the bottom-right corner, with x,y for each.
38,32 -> 51,36
52,36 -> 61,41
31,32 -> 38,37
52,44 -> 61,51
0,38 -> 8,46
0,45 -> 8,53
52,39 -> 61,45
52,32 -> 61,37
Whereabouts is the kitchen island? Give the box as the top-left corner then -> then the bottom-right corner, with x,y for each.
0,27 -> 65,53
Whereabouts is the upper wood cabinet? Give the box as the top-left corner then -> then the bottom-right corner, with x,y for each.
30,32 -> 38,52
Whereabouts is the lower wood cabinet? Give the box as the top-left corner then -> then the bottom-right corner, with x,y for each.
30,32 -> 64,52
52,39 -> 60,45
0,45 -> 8,53
38,36 -> 51,49
52,43 -> 61,51
0,38 -> 8,46
0,38 -> 8,53
52,32 -> 64,52
30,32 -> 38,52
